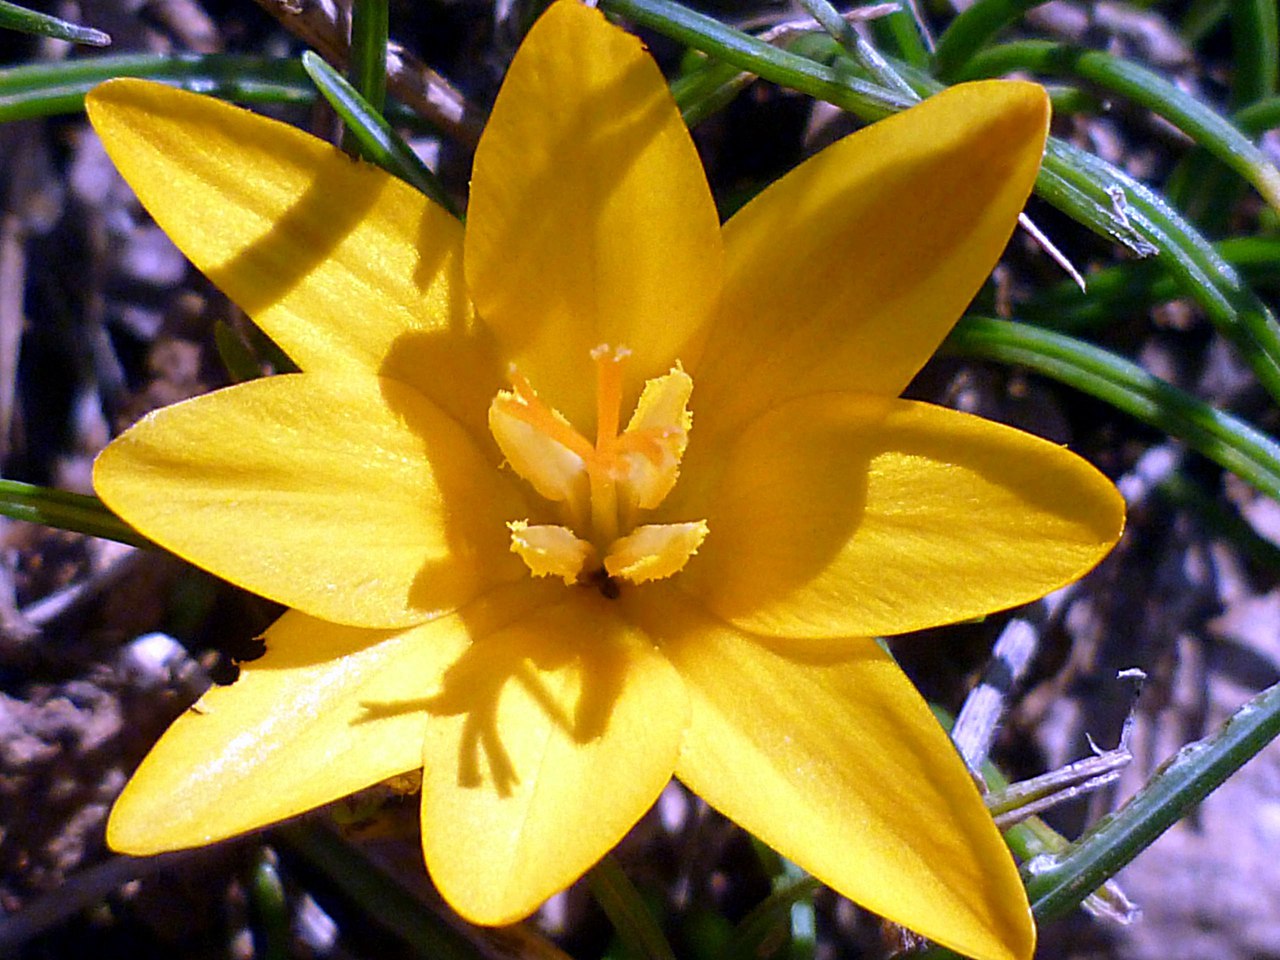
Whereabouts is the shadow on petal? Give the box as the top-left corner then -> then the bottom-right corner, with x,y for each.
671,393 -> 886,622
466,53 -> 712,423
204,164 -> 382,323
418,593 -> 631,797
677,392 -> 1121,640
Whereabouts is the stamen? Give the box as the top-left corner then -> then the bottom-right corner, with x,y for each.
605,521 -> 709,585
497,368 -> 594,461
591,344 -> 630,451
508,521 -> 597,585
614,426 -> 684,466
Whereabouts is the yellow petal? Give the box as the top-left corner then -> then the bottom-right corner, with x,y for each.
85,79 -> 499,442
464,1 -> 723,429
420,594 -> 689,924
94,374 -> 527,629
677,394 -> 1123,639
108,609 -> 469,854
693,81 -> 1049,440
630,588 -> 1034,960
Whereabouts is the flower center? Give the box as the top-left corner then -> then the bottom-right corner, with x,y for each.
488,345 -> 708,594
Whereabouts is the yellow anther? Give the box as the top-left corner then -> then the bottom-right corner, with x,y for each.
605,522 -> 709,585
508,521 -> 597,585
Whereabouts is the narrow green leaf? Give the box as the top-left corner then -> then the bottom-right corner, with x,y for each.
1157,470 -> 1280,573
1024,236 -> 1280,332
600,0 -> 913,117
1231,0 -> 1278,107
722,876 -> 821,960
1165,148 -> 1245,233
871,6 -> 931,69
1043,84 -> 1105,115
0,0 -> 109,45
0,480 -> 150,548
932,0 -> 1049,79
1038,138 -> 1280,405
1182,0 -> 1231,46
0,54 -> 314,123
944,317 -> 1280,504
1235,94 -> 1280,133
957,41 -> 1280,213
671,56 -> 752,127
349,0 -> 389,113
301,51 -> 456,216
348,0 -> 389,118
921,669 -> 1280,957
213,320 -> 266,383
247,850 -> 290,960
796,0 -> 917,101
587,856 -> 677,960
929,706 -> 1134,923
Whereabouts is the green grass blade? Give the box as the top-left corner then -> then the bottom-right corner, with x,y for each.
247,850 -> 290,960
944,317 -> 1280,503
958,41 -> 1280,212
0,0 -> 108,45
671,56 -> 752,127
0,54 -> 314,123
587,856 -> 677,960
1024,236 -> 1280,331
301,51 -> 456,215
932,0 -> 1049,79
600,0 -> 913,117
721,875 -> 822,960
214,320 -> 266,383
1231,0 -> 1278,107
0,480 -> 150,548
1182,0 -> 1232,46
871,6 -> 931,69
348,0 -> 389,115
1039,137 -> 1280,404
796,0 -> 917,101
1235,94 -> 1280,133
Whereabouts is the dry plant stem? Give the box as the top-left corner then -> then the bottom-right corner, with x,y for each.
1017,212 -> 1086,291
0,210 -> 23,462
988,673 -> 1142,827
951,598 -> 1050,775
251,0 -> 484,148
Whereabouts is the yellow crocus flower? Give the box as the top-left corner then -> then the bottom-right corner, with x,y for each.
85,3 -> 1124,958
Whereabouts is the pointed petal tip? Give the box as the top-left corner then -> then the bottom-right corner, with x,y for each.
105,776 -> 217,856
465,0 -> 722,426
930,901 -> 1035,960
85,76 -> 186,132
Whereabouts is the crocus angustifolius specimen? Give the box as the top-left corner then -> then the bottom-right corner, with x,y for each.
85,3 -> 1125,958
